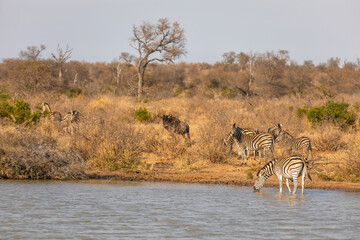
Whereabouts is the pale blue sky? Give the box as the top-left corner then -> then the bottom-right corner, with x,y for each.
0,0 -> 359,64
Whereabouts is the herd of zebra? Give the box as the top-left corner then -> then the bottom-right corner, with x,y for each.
224,123 -> 313,195
42,102 -> 80,133
41,104 -> 312,195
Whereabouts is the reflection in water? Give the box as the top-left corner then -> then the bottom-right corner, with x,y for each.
255,189 -> 306,207
0,180 -> 359,239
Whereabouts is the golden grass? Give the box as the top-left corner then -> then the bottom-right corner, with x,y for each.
1,94 -> 359,183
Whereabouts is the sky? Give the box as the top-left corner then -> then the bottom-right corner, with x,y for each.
0,0 -> 359,65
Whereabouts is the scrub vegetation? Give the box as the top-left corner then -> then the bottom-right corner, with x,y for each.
0,44 -> 360,191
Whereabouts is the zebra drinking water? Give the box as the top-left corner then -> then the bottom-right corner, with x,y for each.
254,154 -> 312,195
276,130 -> 313,160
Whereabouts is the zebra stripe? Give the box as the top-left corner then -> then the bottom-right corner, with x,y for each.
268,123 -> 282,139
42,102 -> 62,122
254,154 -> 311,195
229,124 -> 274,165
224,125 -> 258,153
236,133 -> 274,165
276,130 -> 312,160
224,125 -> 259,163
61,110 -> 81,135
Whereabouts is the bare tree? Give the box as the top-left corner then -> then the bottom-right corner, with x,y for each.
236,52 -> 249,70
256,50 -> 289,84
51,44 -> 73,82
112,57 -> 123,87
121,18 -> 186,98
222,51 -> 236,64
19,45 -> 46,60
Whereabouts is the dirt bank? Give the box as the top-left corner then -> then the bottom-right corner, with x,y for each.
87,166 -> 360,192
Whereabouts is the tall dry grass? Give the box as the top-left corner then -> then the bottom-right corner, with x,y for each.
1,93 -> 359,181
0,124 -> 86,179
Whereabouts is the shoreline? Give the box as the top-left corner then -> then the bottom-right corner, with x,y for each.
86,169 -> 360,192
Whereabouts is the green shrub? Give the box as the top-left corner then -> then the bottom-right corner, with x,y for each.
0,94 -> 11,100
221,88 -> 237,99
296,106 -> 309,118
297,101 -> 356,129
67,87 -> 82,98
134,107 -> 151,123
0,98 -> 42,125
174,88 -> 182,96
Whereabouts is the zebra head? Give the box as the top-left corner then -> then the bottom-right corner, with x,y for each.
275,130 -> 292,143
224,132 -> 233,146
254,159 -> 277,192
254,171 -> 266,192
268,123 -> 282,139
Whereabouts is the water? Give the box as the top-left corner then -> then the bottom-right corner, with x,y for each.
0,180 -> 359,239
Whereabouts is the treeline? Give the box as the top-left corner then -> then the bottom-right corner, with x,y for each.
0,49 -> 360,100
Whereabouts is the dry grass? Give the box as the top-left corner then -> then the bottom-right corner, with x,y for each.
1,94 -> 359,183
0,124 -> 87,179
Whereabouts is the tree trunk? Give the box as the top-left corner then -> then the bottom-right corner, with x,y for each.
137,70 -> 144,98
59,68 -> 62,81
248,53 -> 254,96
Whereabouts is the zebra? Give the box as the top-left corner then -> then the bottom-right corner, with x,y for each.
229,124 -> 274,165
268,123 -> 282,140
276,130 -> 313,160
223,125 -> 258,154
70,110 -> 80,123
254,154 -> 312,195
42,102 -> 62,122
61,111 -> 80,135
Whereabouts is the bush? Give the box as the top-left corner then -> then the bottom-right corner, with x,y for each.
0,125 -> 87,179
67,87 -> 82,98
0,97 -> 42,125
134,107 -> 151,123
174,88 -> 182,96
297,101 -> 356,129
221,88 -> 237,99
86,124 -> 143,170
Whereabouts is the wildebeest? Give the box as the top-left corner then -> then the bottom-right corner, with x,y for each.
159,114 -> 190,143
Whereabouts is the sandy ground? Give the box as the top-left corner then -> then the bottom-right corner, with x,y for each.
87,164 -> 360,192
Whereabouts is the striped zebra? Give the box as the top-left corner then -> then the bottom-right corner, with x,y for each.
229,124 -> 274,165
224,125 -> 258,154
254,154 -> 312,195
276,130 -> 313,160
61,110 -> 81,134
42,102 -> 62,122
268,123 -> 282,139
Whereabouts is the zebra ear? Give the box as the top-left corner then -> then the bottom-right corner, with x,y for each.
232,123 -> 236,127
278,123 -> 282,128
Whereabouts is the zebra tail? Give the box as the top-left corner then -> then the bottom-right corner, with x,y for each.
307,172 -> 312,181
301,157 -> 312,181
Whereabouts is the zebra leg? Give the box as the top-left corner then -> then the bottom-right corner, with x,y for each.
292,174 -> 298,194
302,169 -> 306,195
278,174 -> 283,193
244,149 -> 248,166
258,150 -> 261,165
285,179 -> 291,193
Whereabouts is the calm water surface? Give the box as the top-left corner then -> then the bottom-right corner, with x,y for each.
0,180 -> 359,239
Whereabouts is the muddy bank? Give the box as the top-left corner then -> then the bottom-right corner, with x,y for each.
87,168 -> 360,192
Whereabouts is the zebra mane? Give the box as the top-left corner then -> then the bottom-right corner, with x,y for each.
256,158 -> 277,176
